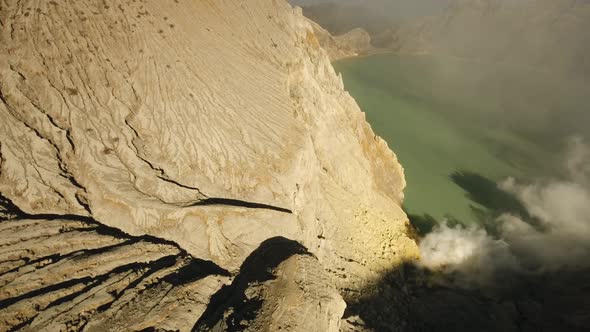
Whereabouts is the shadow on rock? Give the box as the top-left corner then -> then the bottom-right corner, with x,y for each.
193,237 -> 313,331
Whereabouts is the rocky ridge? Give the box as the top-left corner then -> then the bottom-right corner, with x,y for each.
306,19 -> 373,60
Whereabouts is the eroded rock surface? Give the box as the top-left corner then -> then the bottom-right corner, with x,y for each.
0,194 -> 231,331
0,0 -> 418,330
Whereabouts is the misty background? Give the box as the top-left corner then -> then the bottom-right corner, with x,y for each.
293,3 -> 590,323
292,0 -> 590,149
290,0 -> 451,29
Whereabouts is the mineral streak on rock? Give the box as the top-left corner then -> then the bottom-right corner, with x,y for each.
0,0 -> 418,330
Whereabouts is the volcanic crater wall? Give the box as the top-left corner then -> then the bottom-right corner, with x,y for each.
0,0 -> 418,330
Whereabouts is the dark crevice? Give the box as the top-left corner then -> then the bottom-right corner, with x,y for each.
24,94 -> 77,153
0,239 -> 137,279
0,256 -> 30,265
64,130 -> 75,152
157,175 -> 204,193
57,225 -> 100,234
191,198 -> 292,214
8,318 -> 34,332
124,117 -> 140,138
9,64 -> 26,81
9,254 -> 228,331
2,257 -> 176,330
4,253 -> 193,313
0,194 -> 230,278
93,254 -> 180,314
0,192 -> 25,221
3,99 -> 62,159
0,253 -> 58,277
112,256 -> 180,294
0,90 -> 86,212
0,260 -> 139,309
162,257 -> 231,286
0,87 -> 8,106
138,328 -> 174,332
74,193 -> 92,215
0,185 -> 236,331
123,117 -> 206,201
0,197 -> 159,249
39,274 -> 106,310
0,223 -> 97,238
123,117 -> 168,176
0,96 -> 87,214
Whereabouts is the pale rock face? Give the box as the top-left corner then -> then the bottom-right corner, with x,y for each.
306,18 -> 373,60
0,0 -> 418,330
334,28 -> 373,56
195,237 -> 346,332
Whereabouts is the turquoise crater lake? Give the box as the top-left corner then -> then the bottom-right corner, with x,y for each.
334,53 -> 562,230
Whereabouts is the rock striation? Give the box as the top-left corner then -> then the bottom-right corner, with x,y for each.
0,0 -> 418,330
0,194 -> 231,331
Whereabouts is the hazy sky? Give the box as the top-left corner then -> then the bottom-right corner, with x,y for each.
289,0 -> 452,20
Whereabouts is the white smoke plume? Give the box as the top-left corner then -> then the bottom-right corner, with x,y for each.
419,136 -> 590,286
419,222 -> 519,286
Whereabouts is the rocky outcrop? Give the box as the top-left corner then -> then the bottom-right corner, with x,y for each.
0,194 -> 346,331
307,19 -> 373,60
0,194 -> 231,331
195,237 -> 345,332
0,0 -> 417,330
333,28 -> 373,59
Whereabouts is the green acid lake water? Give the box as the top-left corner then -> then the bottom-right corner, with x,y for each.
334,54 -> 560,228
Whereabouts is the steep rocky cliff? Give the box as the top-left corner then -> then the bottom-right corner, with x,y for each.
0,0 -> 418,331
